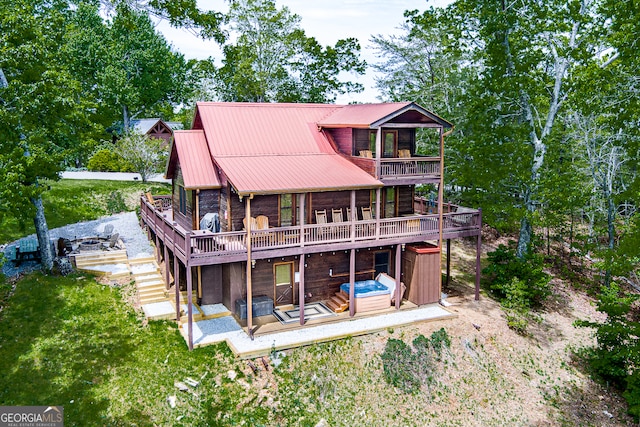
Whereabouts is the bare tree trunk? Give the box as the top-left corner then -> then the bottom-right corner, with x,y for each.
31,196 -> 53,271
122,104 -> 130,133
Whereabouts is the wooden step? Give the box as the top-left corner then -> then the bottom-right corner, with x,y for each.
134,273 -> 164,283
129,256 -> 157,265
136,280 -> 165,291
326,292 -> 349,313
140,295 -> 167,305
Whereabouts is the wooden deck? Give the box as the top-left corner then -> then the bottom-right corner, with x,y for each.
140,196 -> 481,266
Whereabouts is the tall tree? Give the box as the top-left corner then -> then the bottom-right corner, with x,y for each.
0,0 -> 91,270
65,5 -> 189,133
214,0 -> 365,103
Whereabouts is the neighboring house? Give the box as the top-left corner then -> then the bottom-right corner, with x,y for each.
141,102 -> 482,350
130,118 -> 183,147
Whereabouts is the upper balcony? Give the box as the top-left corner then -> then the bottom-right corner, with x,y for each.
141,195 -> 481,267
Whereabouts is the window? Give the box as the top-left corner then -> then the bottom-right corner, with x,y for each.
383,130 -> 397,158
369,131 -> 376,157
280,194 -> 293,226
374,251 -> 390,276
178,186 -> 187,215
385,187 -> 396,218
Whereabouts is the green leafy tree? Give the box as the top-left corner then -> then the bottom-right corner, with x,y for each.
0,0 -> 93,270
114,134 -> 167,182
214,0 -> 365,103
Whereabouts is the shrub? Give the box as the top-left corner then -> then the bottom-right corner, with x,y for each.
575,283 -> 640,421
87,149 -> 133,172
380,329 -> 451,394
483,241 -> 551,308
106,191 -> 127,214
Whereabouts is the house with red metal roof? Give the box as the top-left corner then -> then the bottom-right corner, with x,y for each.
141,101 -> 482,350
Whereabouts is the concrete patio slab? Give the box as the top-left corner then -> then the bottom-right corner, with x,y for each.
181,304 -> 456,358
142,301 -> 175,320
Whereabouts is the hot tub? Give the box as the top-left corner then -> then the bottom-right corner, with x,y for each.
340,280 -> 389,297
339,279 -> 391,313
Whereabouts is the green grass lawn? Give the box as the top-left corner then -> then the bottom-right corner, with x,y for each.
0,179 -> 170,244
0,273 -> 392,427
0,273 -> 265,426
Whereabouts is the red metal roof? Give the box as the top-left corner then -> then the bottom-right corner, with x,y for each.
215,154 -> 381,195
194,102 -> 382,195
196,102 -> 340,156
316,102 -> 412,127
175,101 -> 452,195
171,130 -> 220,189
317,102 -> 453,128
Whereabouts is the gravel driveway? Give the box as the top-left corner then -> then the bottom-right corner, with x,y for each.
2,211 -> 154,277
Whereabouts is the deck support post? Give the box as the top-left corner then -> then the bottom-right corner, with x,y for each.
349,249 -> 355,317
299,256 -> 305,325
438,127 -> 445,300
163,241 -> 170,290
446,239 -> 451,288
350,190 -> 356,241
298,193 -> 305,247
475,208 -> 482,301
173,245 -> 180,323
395,244 -> 402,309
245,195 -> 254,337
186,232 -> 193,351
375,187 -> 381,239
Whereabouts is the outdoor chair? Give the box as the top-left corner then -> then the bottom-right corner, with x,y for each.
106,233 -> 120,249
361,207 -> 373,220
398,149 -> 411,158
99,224 -> 114,239
145,192 -> 163,211
256,215 -> 269,230
359,150 -> 373,158
331,208 -> 344,223
314,210 -> 329,239
243,217 -> 259,231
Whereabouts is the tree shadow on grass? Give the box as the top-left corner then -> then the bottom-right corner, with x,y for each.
0,272 -> 150,426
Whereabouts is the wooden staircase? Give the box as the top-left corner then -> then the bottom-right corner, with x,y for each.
130,256 -> 167,305
326,291 -> 349,313
71,249 -> 130,279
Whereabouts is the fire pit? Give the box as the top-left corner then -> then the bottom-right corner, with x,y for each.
78,240 -> 102,252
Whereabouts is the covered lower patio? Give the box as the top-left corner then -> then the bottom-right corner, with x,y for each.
179,301 -> 456,358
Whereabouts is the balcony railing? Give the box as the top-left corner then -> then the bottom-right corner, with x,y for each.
140,196 -> 481,264
379,156 -> 440,179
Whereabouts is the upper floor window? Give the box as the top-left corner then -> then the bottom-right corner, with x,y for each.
280,194 -> 293,226
178,186 -> 190,215
383,130 -> 398,158
368,130 -> 398,158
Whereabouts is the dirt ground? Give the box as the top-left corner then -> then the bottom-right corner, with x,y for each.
400,234 -> 635,426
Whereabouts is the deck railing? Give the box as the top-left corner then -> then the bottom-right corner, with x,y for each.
379,156 -> 440,179
140,196 -> 481,262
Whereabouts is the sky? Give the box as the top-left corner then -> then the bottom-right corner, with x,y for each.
155,0 -> 451,103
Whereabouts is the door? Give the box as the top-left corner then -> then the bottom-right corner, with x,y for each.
374,251 -> 391,277
274,262 -> 294,307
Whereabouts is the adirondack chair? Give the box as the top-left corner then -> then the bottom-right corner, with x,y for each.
99,224 -> 114,239
256,215 -> 269,230
331,208 -> 344,223
359,150 -> 373,158
243,217 -> 259,231
145,192 -> 163,211
361,207 -> 373,220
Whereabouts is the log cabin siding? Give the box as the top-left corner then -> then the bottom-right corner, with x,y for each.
239,247 -> 398,305
398,128 -> 415,153
397,186 -> 415,215
172,166 -> 194,230
325,128 -> 352,155
353,129 -> 370,156
197,189 -> 220,226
